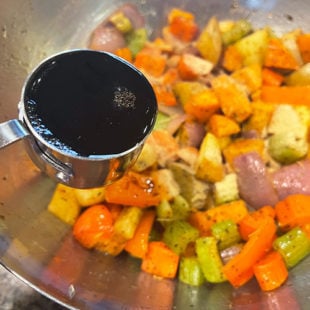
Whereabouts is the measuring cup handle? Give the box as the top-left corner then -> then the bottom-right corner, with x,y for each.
0,119 -> 29,149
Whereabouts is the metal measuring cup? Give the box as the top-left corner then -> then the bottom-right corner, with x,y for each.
0,50 -> 157,188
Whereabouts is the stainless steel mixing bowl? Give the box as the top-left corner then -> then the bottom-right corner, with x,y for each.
0,0 -> 309,309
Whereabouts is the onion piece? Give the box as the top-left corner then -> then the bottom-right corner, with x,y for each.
234,152 -> 279,209
220,244 -> 243,265
272,159 -> 310,200
88,23 -> 126,52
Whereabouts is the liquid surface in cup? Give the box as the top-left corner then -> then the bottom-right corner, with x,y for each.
24,50 -> 157,157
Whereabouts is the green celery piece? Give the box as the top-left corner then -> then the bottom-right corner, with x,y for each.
211,220 -> 241,250
126,28 -> 147,57
273,227 -> 310,269
179,257 -> 206,286
171,195 -> 191,220
196,236 -> 226,283
222,20 -> 252,46
163,220 -> 199,255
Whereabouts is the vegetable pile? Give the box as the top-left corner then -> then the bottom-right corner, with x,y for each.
48,4 -> 310,292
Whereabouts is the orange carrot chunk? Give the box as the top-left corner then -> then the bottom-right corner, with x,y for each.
141,241 -> 180,278
239,206 -> 276,241
260,85 -> 310,106
254,251 -> 288,291
188,200 -> 248,236
125,210 -> 156,258
222,217 -> 277,287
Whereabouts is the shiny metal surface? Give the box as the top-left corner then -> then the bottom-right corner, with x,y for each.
0,0 -> 309,309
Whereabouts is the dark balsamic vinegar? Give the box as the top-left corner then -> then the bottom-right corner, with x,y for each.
24,50 -> 157,157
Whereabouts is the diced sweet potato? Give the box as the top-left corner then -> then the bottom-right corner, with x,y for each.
211,74 -> 252,123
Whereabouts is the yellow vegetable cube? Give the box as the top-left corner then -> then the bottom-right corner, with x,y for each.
48,184 -> 81,226
74,187 -> 105,207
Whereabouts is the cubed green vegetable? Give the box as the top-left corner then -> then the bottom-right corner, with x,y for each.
163,220 -> 199,255
126,28 -> 148,56
179,257 -> 206,286
211,220 -> 241,250
196,236 -> 227,283
171,195 -> 191,220
273,227 -> 310,268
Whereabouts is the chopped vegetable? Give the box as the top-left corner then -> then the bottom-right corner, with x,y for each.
196,16 -> 222,65
211,74 -> 252,123
125,210 -> 156,258
72,204 -> 113,249
234,28 -> 270,66
126,28 -> 148,56
275,194 -> 310,231
222,217 -> 276,287
296,33 -> 310,63
183,89 -> 220,123
177,53 -> 213,80
239,205 -> 276,241
211,220 -> 241,250
104,172 -> 161,208
213,173 -> 239,205
163,220 -> 199,254
48,184 -> 81,226
273,227 -> 310,268
168,8 -> 199,42
195,132 -> 224,182
253,251 -> 288,291
264,38 -> 300,70
141,241 -> 180,278
285,63 -> 310,86
221,19 -> 252,46
267,104 -> 308,164
262,68 -> 284,86
196,236 -> 226,283
74,187 -> 105,207
260,85 -> 310,106
189,200 -> 248,236
179,256 -> 206,286
208,114 -> 240,138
